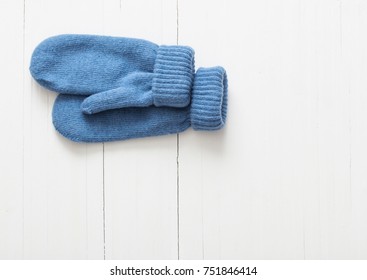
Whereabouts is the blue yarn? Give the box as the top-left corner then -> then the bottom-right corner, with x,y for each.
30,34 -> 195,108
52,67 -> 228,142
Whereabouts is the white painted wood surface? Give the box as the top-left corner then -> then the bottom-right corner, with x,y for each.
0,0 -> 367,259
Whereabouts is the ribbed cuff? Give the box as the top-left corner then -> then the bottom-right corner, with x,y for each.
152,46 -> 195,107
190,67 -> 228,131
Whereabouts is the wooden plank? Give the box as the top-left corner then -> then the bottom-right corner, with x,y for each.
0,0 -> 25,259
341,1 -> 367,259
22,0 -> 105,259
179,0 -> 367,259
102,0 -> 179,260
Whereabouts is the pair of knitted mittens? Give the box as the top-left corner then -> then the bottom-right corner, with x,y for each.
30,34 -> 228,142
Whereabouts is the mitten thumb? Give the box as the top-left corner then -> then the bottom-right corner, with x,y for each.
81,72 -> 153,114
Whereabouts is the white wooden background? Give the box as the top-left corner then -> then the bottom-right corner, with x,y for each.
1,0 -> 367,260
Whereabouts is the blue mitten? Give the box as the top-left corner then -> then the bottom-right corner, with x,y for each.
52,67 -> 228,142
30,34 -> 195,109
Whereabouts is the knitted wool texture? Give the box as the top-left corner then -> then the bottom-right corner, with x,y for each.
53,67 -> 228,142
30,34 -> 195,109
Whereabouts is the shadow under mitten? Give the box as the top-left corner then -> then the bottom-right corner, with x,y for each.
52,67 -> 228,142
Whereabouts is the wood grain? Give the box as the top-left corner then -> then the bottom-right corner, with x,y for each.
0,0 -> 25,260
